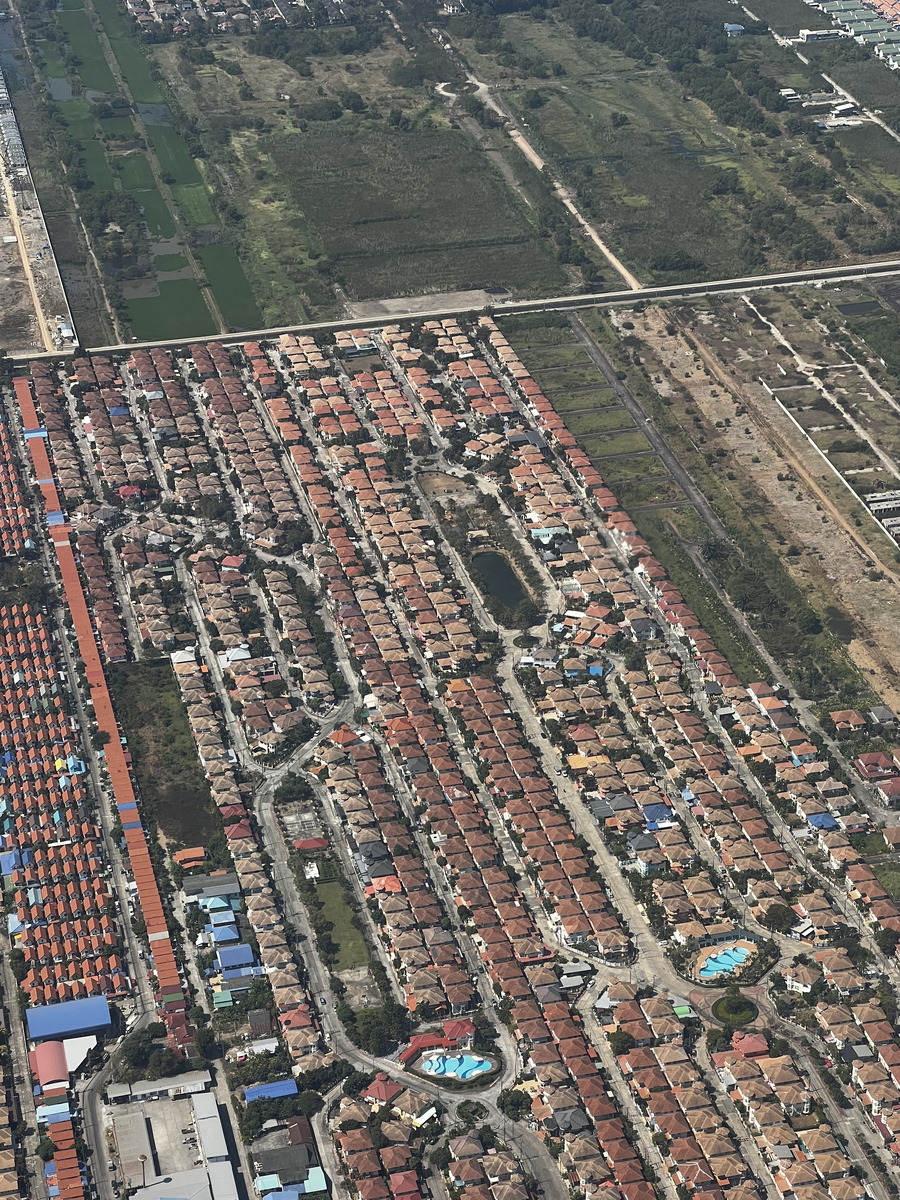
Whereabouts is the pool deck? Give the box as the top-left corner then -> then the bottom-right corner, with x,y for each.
693,939 -> 756,982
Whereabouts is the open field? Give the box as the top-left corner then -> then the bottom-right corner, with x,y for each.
449,1 -> 900,281
107,661 -> 217,846
270,122 -> 564,301
119,154 -> 156,192
149,31 -> 572,323
586,292 -> 900,710
126,279 -> 216,340
199,245 -> 261,329
317,881 -> 370,972
57,9 -> 116,92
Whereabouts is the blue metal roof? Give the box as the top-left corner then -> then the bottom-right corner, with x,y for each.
27,995 -> 112,1041
245,1078 -> 298,1103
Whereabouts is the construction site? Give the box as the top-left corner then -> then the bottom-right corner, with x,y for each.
0,63 -> 76,355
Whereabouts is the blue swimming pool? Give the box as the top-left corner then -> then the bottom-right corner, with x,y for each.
421,1054 -> 493,1081
699,945 -> 751,979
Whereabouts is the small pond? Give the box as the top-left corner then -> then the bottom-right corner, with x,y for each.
472,552 -> 528,610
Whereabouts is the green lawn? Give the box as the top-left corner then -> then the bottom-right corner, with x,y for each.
127,279 -> 216,339
147,125 -> 203,186
154,253 -> 189,272
199,245 -> 262,329
136,189 -> 176,239
119,153 -> 156,191
317,880 -> 370,971
172,184 -> 216,227
57,10 -> 116,92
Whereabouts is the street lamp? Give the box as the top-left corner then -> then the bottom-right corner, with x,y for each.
138,1153 -> 147,1189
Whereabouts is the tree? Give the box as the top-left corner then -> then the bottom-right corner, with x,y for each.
607,1029 -> 636,1056
760,903 -> 796,934
497,1088 -> 531,1120
194,1025 -> 217,1059
37,1137 -> 57,1162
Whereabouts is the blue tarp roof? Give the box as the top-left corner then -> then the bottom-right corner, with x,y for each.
27,995 -> 111,1042
245,1079 -> 298,1103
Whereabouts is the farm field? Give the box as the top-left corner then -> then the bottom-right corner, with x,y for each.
126,279 -> 216,340
199,245 -> 262,330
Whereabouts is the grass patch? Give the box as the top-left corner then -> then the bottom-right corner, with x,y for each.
532,366 -> 606,392
100,115 -> 134,139
516,345 -> 591,370
154,253 -> 189,272
616,477 -> 685,508
711,992 -> 758,1025
199,244 -> 261,329
550,387 -> 620,413
564,408 -> 634,437
119,153 -> 156,191
317,880 -> 369,971
172,183 -> 217,227
873,863 -> 900,899
498,315 -> 574,345
56,98 -> 95,140
39,42 -> 68,78
57,10 -> 116,93
582,430 -> 651,457
268,121 -> 566,300
80,138 -> 115,190
108,35 -> 166,104
147,125 -> 202,186
849,831 -> 888,856
107,660 -> 217,846
136,189 -> 176,239
127,279 -> 215,339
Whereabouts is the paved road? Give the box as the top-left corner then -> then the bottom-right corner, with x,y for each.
19,256 -> 900,362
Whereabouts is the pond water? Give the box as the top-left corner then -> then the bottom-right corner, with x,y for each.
836,299 -> 882,317
472,552 -> 528,610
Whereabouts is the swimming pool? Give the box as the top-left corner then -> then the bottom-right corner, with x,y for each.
420,1053 -> 493,1081
698,945 -> 751,979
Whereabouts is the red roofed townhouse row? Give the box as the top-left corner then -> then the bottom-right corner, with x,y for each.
13,377 -> 187,1031
0,600 -> 124,1006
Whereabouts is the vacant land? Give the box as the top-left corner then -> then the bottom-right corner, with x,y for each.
450,1 -> 900,281
107,661 -> 217,846
149,30 -> 572,323
269,122 -> 563,301
590,292 -> 900,710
